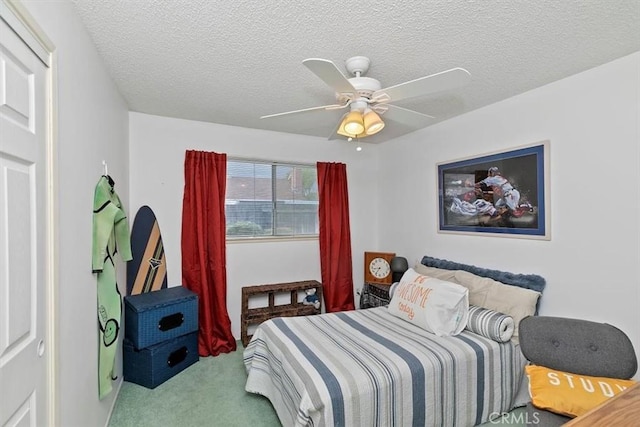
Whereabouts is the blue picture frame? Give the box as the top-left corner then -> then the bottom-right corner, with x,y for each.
437,141 -> 550,239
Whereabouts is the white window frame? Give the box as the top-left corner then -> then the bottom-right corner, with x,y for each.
225,158 -> 319,242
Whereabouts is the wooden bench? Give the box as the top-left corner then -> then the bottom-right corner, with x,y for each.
241,280 -> 322,346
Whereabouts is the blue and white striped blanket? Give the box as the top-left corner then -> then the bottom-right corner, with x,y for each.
244,307 -> 527,427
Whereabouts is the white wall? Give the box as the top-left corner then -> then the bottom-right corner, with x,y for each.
377,51 -> 640,370
15,2 -> 639,424
21,1 -> 130,426
130,53 -> 640,366
129,114 -> 380,338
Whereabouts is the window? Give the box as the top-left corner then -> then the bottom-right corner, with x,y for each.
225,159 -> 319,239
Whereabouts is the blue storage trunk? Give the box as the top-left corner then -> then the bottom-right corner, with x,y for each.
124,286 -> 198,349
123,331 -> 199,388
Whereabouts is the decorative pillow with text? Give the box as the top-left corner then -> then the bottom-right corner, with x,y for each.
526,364 -> 637,418
388,268 -> 469,336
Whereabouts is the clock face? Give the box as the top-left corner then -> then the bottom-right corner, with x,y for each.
369,257 -> 391,279
364,251 -> 395,284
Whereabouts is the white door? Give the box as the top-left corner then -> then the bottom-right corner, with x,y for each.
0,16 -> 49,427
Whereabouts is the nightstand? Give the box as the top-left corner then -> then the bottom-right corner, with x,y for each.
359,282 -> 391,309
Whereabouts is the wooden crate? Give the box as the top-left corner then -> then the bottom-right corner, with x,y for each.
241,280 -> 322,346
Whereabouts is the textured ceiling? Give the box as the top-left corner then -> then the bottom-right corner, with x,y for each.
71,0 -> 640,143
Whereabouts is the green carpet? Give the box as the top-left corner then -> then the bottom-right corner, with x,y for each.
109,341 -> 527,427
109,342 -> 279,427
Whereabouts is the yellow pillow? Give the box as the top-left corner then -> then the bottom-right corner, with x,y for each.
526,365 -> 636,417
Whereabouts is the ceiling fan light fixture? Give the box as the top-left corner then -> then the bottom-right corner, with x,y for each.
363,109 -> 385,135
343,111 -> 365,135
337,126 -> 365,138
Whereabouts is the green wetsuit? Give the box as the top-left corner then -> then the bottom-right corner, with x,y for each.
92,175 -> 132,399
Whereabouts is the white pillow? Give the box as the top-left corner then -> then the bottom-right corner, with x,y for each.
413,263 -> 540,341
388,282 -> 400,299
413,264 -> 457,281
388,268 -> 469,336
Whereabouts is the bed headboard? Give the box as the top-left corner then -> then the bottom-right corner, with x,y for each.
420,255 -> 546,293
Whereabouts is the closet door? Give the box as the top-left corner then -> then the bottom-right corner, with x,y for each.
0,15 -> 49,427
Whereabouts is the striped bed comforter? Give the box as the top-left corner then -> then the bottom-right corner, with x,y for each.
244,307 -> 527,427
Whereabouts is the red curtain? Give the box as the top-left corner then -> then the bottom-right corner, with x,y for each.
317,162 -> 355,312
182,150 -> 236,356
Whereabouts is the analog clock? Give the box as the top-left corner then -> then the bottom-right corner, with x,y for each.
369,257 -> 390,279
364,251 -> 395,284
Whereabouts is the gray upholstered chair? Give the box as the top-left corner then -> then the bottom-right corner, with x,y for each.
519,316 -> 638,426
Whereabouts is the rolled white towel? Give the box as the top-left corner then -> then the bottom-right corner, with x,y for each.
465,305 -> 514,342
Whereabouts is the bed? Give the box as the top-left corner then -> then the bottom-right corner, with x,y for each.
244,257 -> 546,426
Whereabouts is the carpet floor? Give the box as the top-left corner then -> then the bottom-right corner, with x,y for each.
109,341 -> 528,427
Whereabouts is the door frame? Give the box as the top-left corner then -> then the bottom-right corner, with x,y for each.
1,0 -> 57,425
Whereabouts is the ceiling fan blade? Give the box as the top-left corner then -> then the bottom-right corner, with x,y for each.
373,67 -> 471,103
260,102 -> 348,120
380,104 -> 435,128
327,112 -> 348,140
302,58 -> 356,95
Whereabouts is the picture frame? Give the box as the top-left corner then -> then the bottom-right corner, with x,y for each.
437,141 -> 550,239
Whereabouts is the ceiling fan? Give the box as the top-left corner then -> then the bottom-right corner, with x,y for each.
260,56 -> 471,140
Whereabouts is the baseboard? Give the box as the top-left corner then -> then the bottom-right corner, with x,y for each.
104,377 -> 124,427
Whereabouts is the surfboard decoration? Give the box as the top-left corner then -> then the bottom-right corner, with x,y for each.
127,205 -> 168,295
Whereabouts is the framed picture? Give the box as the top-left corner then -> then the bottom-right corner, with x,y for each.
437,141 -> 550,239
